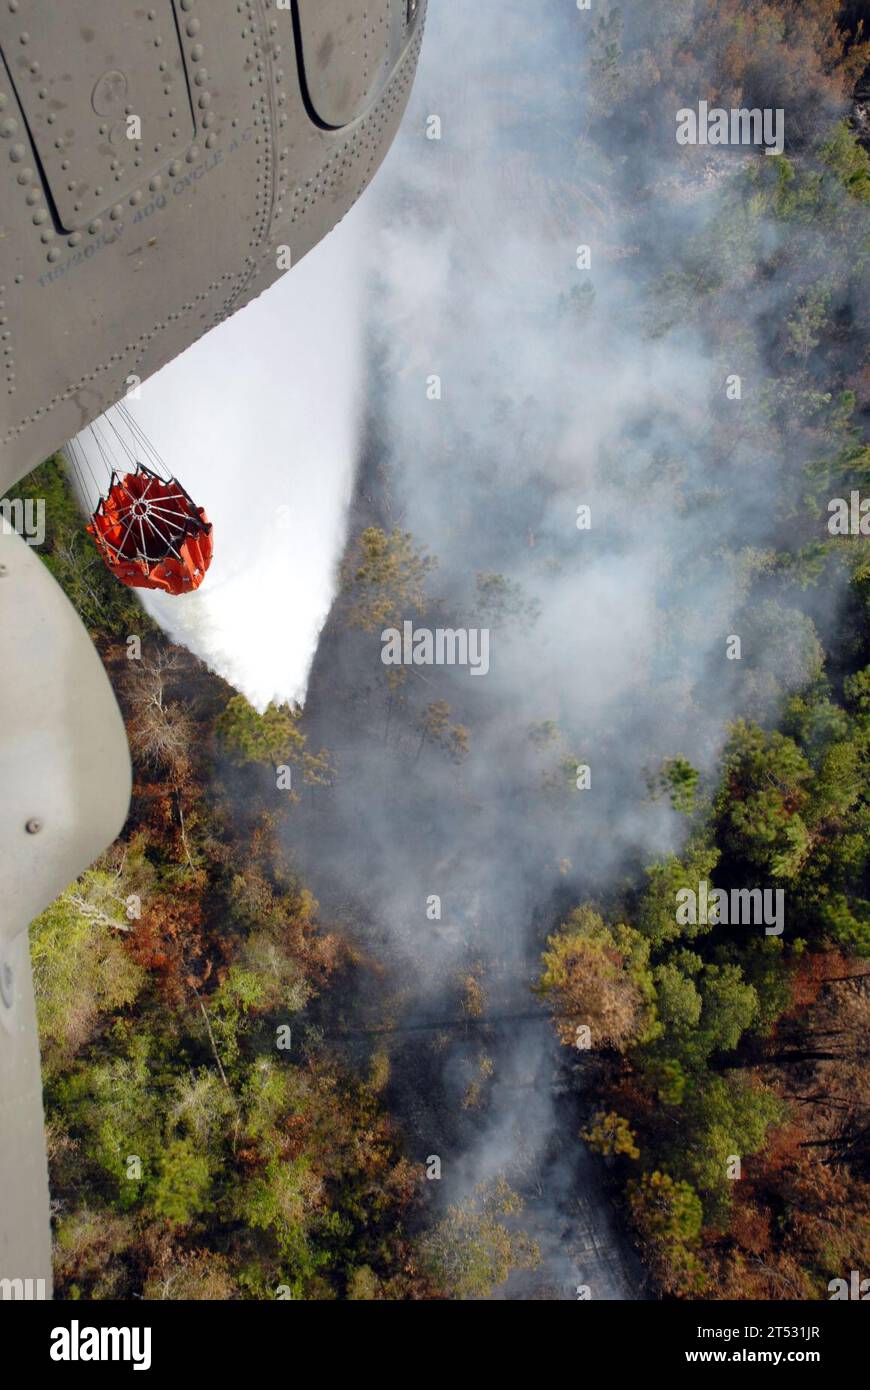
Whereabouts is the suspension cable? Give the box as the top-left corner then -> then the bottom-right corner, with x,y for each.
117,400 -> 171,480
104,408 -> 139,470
66,435 -> 100,501
63,440 -> 85,496
87,421 -> 115,479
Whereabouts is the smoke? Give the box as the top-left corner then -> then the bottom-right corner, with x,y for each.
70,202 -> 371,709
283,0 -> 860,1298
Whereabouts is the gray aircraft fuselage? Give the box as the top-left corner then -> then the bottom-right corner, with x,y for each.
1,0 -> 426,492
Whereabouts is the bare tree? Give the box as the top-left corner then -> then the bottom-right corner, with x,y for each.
123,650 -> 194,779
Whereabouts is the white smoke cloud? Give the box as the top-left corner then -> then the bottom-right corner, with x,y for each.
70,199 -> 371,710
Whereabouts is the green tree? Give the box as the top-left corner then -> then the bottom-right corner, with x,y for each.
650,757 -> 701,814
673,1076 -> 784,1222
627,1172 -> 707,1296
340,527 -> 435,632
584,1110 -> 640,1160
714,721 -> 814,878
414,700 -> 469,765
786,285 -> 832,361
820,121 -> 870,202
420,1178 -> 540,1299
152,1138 -> 213,1224
216,695 -> 332,788
30,873 -> 144,1065
653,959 -> 703,1032
638,841 -> 720,946
628,1171 -> 703,1246
217,696 -> 305,768
694,964 -> 759,1057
